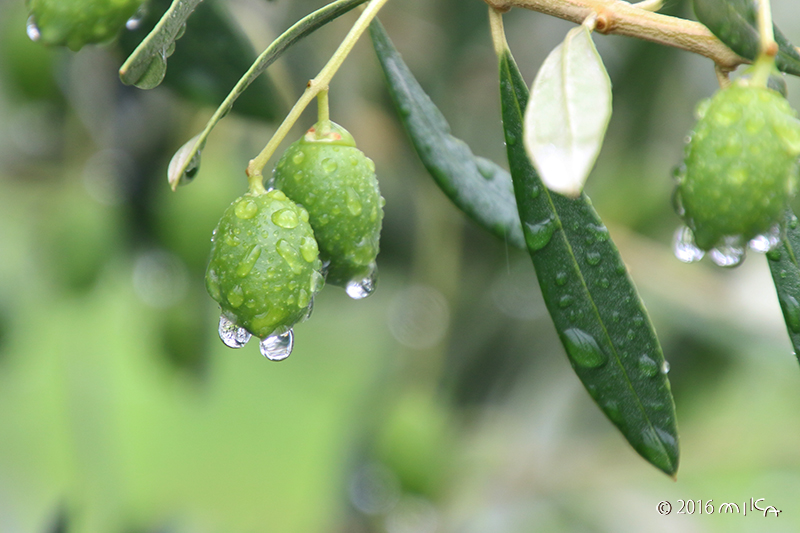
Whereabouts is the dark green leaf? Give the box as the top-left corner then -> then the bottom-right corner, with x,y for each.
767,211 -> 800,363
369,20 -> 525,249
119,0 -> 284,121
499,47 -> 679,475
693,0 -> 800,76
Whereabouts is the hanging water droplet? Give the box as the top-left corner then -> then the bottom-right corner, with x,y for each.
302,297 -> 315,321
26,15 -> 40,41
218,316 -> 252,348
271,208 -> 299,229
748,224 -> 782,253
638,354 -> 659,378
709,235 -> 746,267
260,330 -> 294,361
562,328 -> 607,369
779,294 -> 800,333
673,226 -> 705,263
346,263 -> 378,300
525,216 -> 557,252
125,3 -> 148,30
661,360 -> 670,374
671,186 -> 685,216
132,52 -> 168,90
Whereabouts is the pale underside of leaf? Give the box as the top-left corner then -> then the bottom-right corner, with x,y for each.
524,25 -> 612,198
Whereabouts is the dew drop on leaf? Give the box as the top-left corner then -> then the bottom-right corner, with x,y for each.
218,315 -> 252,348
260,329 -> 294,361
562,328 -> 607,369
779,294 -> 800,333
638,354 -> 659,378
524,216 -> 557,252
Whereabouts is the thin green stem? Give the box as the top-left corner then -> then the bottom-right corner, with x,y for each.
317,89 -> 331,135
488,7 -> 509,58
750,0 -> 777,87
246,0 -> 392,192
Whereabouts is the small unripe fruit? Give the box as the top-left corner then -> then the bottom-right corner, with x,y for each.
205,189 -> 324,340
676,83 -> 800,253
271,121 -> 383,289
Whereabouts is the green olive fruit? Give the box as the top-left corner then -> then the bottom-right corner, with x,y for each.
205,189 -> 324,344
26,0 -> 145,51
271,121 -> 383,294
676,82 -> 800,254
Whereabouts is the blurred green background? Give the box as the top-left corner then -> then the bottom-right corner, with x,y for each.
1,0 -> 800,531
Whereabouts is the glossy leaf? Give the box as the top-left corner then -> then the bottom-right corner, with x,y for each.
499,46 -> 679,475
118,0 -> 284,121
119,0 -> 202,88
369,19 -> 525,249
767,211 -> 800,364
167,0 -> 369,189
524,24 -> 612,197
693,0 -> 800,76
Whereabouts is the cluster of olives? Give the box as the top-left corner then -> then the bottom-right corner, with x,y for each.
205,121 -> 384,360
674,80 -> 800,267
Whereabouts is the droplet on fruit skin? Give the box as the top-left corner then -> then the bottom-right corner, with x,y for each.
709,235 -> 746,267
26,15 -> 40,41
219,315 -> 252,348
673,226 -> 705,263
235,199 -> 258,219
271,208 -> 300,229
748,224 -> 783,253
346,263 -> 378,300
260,329 -> 294,361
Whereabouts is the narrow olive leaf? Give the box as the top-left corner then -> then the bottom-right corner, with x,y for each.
167,0 -> 369,190
693,0 -> 800,76
369,20 -> 525,249
767,211 -> 800,364
500,48 -> 679,475
524,25 -> 612,198
119,0 -> 202,88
